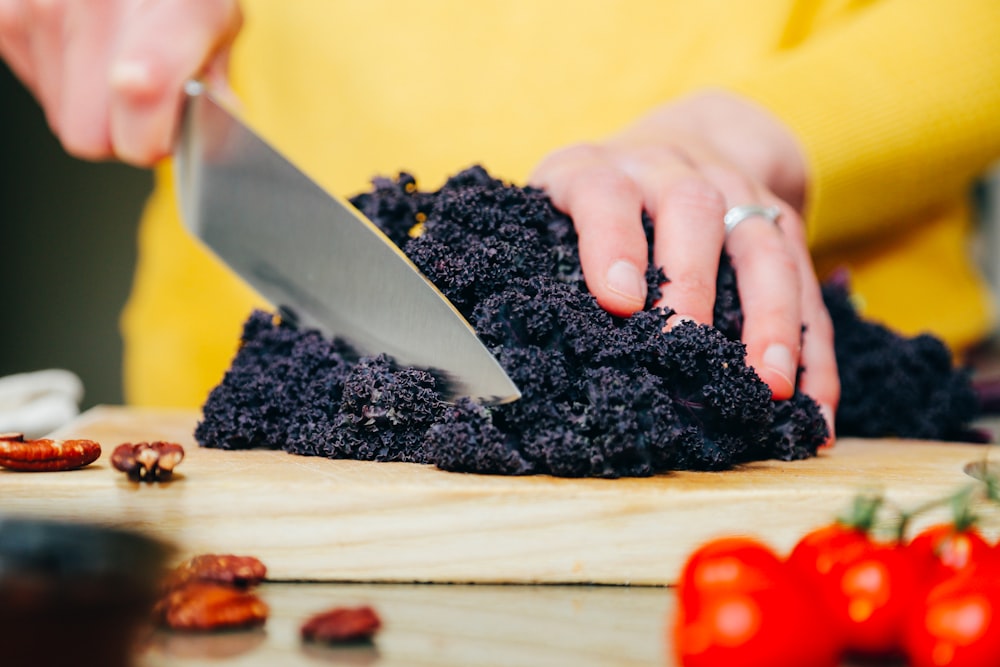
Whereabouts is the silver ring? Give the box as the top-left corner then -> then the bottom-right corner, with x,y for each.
723,204 -> 781,235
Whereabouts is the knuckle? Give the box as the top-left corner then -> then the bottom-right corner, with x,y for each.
26,0 -> 62,22
531,143 -> 606,186
663,176 -> 726,218
581,166 -> 640,201
769,245 -> 800,277
624,143 -> 690,168
555,157 -> 640,205
0,1 -> 20,36
704,164 -> 757,202
777,212 -> 807,244
549,142 -> 606,169
733,236 -> 798,277
752,305 -> 802,341
664,272 -> 716,310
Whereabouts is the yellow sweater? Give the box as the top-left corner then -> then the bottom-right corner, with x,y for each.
122,0 -> 1000,407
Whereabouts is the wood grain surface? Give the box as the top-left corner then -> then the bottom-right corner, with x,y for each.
3,406 -> 994,584
136,581 -> 920,667
140,582 -> 671,667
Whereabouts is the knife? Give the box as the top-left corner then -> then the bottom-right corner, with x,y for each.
173,81 -> 520,404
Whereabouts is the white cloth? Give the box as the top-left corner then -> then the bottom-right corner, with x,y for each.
0,369 -> 84,438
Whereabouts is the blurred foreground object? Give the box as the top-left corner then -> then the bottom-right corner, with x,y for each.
0,518 -> 172,667
0,369 -> 83,438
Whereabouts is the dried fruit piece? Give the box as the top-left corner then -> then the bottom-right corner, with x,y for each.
0,433 -> 101,472
111,441 -> 185,481
155,582 -> 268,631
163,554 -> 267,591
300,606 -> 382,643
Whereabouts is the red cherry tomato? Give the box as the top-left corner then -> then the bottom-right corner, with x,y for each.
677,537 -> 787,605
904,571 -> 1000,667
908,523 -> 994,586
675,583 -> 839,667
788,523 -> 917,657
788,523 -> 871,578
675,537 -> 839,667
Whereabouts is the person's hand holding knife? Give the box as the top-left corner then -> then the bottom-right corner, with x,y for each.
0,2 -> 838,440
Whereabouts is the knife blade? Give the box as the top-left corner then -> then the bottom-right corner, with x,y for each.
173,81 -> 519,404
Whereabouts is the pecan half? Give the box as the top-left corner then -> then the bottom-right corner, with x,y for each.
0,433 -> 101,472
111,441 -> 185,481
300,606 -> 382,643
155,582 -> 269,631
163,555 -> 268,591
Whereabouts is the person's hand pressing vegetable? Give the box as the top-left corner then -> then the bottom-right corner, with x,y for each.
531,89 -> 839,439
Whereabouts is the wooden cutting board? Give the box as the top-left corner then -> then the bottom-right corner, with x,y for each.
3,406 -> 994,585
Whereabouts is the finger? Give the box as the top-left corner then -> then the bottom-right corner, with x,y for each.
56,0 -> 117,159
781,216 -> 840,443
688,156 -> 806,400
0,0 -> 36,90
24,0 -> 66,133
612,146 -> 726,325
109,0 -> 241,165
722,196 -> 804,401
530,144 -> 649,317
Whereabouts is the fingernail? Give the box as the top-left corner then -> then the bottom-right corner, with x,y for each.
762,344 -> 795,390
819,403 -> 836,448
605,260 -> 646,305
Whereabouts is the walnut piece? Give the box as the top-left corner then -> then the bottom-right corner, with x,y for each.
0,433 -> 101,472
111,441 -> 185,481
155,583 -> 268,631
155,554 -> 270,632
300,606 -> 382,643
163,555 -> 268,591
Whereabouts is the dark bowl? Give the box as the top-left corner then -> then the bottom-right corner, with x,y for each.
0,517 -> 173,667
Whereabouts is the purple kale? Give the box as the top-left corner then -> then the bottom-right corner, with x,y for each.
424,399 -> 533,474
402,174 -> 560,309
822,279 -> 979,441
196,316 -> 445,463
195,311 -> 352,451
323,355 -> 443,462
195,166 -> 980,478
348,172 -> 434,248
711,253 -> 743,340
753,391 -> 830,462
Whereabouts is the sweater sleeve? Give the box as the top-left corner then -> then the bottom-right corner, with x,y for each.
726,0 -> 1000,252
